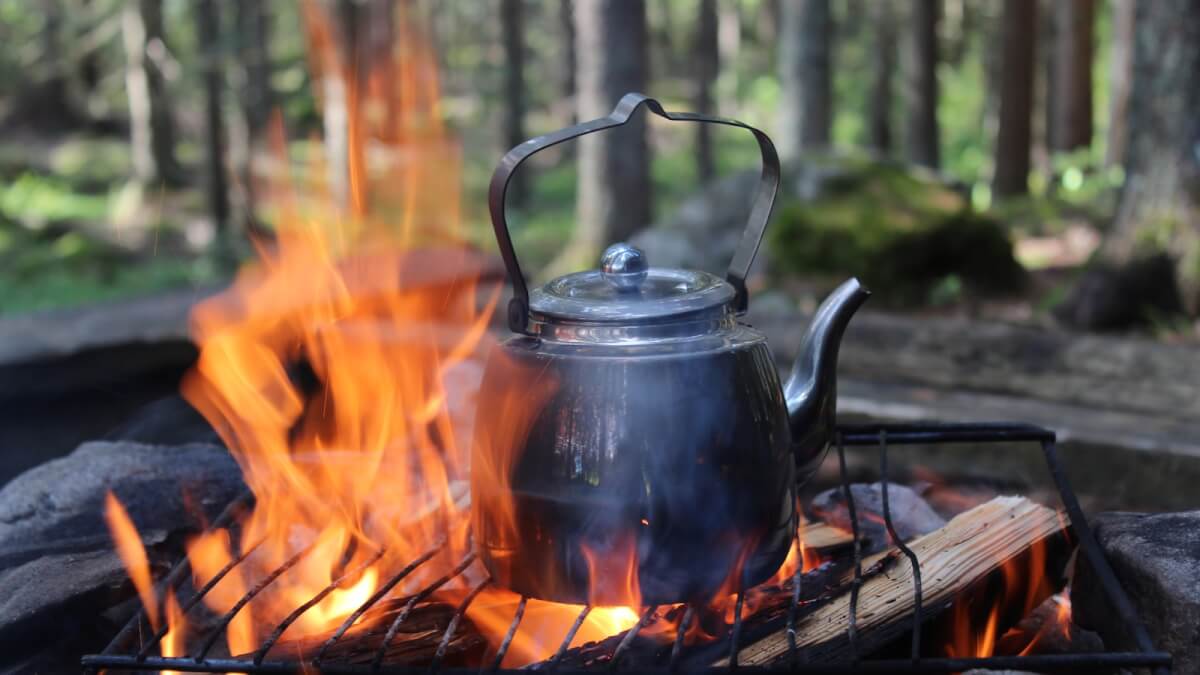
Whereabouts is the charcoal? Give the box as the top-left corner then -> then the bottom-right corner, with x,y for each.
0,440 -> 244,568
1072,510 -> 1200,674
809,482 -> 945,553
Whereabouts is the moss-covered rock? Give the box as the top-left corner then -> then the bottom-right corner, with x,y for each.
768,158 -> 1026,305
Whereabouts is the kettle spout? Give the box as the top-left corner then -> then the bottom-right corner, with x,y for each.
785,278 -> 870,482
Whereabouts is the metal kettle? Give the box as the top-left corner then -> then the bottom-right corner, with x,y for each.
471,94 -> 870,605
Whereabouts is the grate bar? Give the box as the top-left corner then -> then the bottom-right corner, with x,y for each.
1039,440 -> 1169,675
877,430 -> 923,662
726,590 -> 745,669
546,604 -> 591,670
103,491 -> 254,657
370,552 -> 478,671
138,534 -> 266,660
668,605 -> 694,672
83,650 -> 1174,674
609,605 -> 658,670
429,576 -> 492,672
834,435 -> 861,664
85,422 -> 1173,675
253,545 -> 387,664
315,543 -> 445,663
785,529 -> 804,666
487,595 -> 527,672
195,541 -> 317,661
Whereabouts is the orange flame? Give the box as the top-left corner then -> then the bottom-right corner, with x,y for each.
104,492 -> 187,673
101,5 -> 651,667
943,516 -> 1062,660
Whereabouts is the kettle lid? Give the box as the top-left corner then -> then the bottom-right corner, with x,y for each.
529,243 -> 736,324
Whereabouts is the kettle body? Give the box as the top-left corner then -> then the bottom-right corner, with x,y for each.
471,94 -> 868,605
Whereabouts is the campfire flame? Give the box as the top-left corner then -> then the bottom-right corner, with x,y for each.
102,5 -> 656,667
942,502 -> 1066,660
104,492 -> 187,672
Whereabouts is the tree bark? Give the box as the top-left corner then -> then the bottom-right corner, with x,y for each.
1104,0 -> 1135,168
554,0 -> 651,276
902,0 -> 939,169
122,0 -> 181,186
195,0 -> 230,240
991,0 -> 1037,198
1104,0 -> 1200,306
231,2 -> 272,234
1049,0 -> 1094,153
867,1 -> 896,155
500,0 -> 528,207
559,0 -> 577,123
777,0 -> 833,160
694,0 -> 719,182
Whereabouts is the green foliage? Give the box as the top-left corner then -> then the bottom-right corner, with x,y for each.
768,160 -> 1026,305
0,172 -> 112,228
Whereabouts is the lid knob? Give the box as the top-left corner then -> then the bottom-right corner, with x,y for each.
601,243 -> 649,292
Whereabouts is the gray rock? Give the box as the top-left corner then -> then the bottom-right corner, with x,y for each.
0,440 -> 244,568
630,169 -> 759,277
810,482 -> 946,552
1072,511 -> 1200,674
0,549 -> 130,659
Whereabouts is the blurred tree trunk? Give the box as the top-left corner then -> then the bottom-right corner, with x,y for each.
694,0 -> 719,182
1105,0 -> 1135,168
1057,0 -> 1199,328
122,0 -> 181,185
1049,0 -> 1094,153
559,0 -> 577,123
992,0 -> 1037,198
195,0 -> 229,240
716,1 -> 741,107
1107,1 -> 1200,298
501,0 -> 528,206
231,2 -> 272,234
236,2 -> 273,135
320,0 -> 363,211
777,0 -> 832,160
903,0 -> 940,169
867,1 -> 895,155
553,0 -> 650,277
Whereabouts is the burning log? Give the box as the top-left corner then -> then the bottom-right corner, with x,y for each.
717,496 -> 1069,666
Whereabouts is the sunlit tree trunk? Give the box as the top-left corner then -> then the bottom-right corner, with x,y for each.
553,0 -> 650,277
777,0 -> 832,160
1049,0 -> 1094,153
867,0 -> 896,155
1105,0 -> 1135,168
992,0 -> 1037,198
122,0 -> 181,185
694,0 -> 719,181
501,0 -> 528,207
903,0 -> 940,169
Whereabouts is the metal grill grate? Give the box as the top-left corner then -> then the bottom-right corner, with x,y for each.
82,423 -> 1173,674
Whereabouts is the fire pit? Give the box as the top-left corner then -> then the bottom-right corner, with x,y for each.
82,422 -> 1171,674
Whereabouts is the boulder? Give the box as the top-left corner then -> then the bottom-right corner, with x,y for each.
1072,511 -> 1200,674
809,482 -> 946,552
0,440 -> 244,569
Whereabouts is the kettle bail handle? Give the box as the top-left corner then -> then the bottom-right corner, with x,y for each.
488,93 -> 781,335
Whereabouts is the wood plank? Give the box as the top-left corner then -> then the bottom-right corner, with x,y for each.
797,520 -> 855,551
716,496 -> 1067,667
